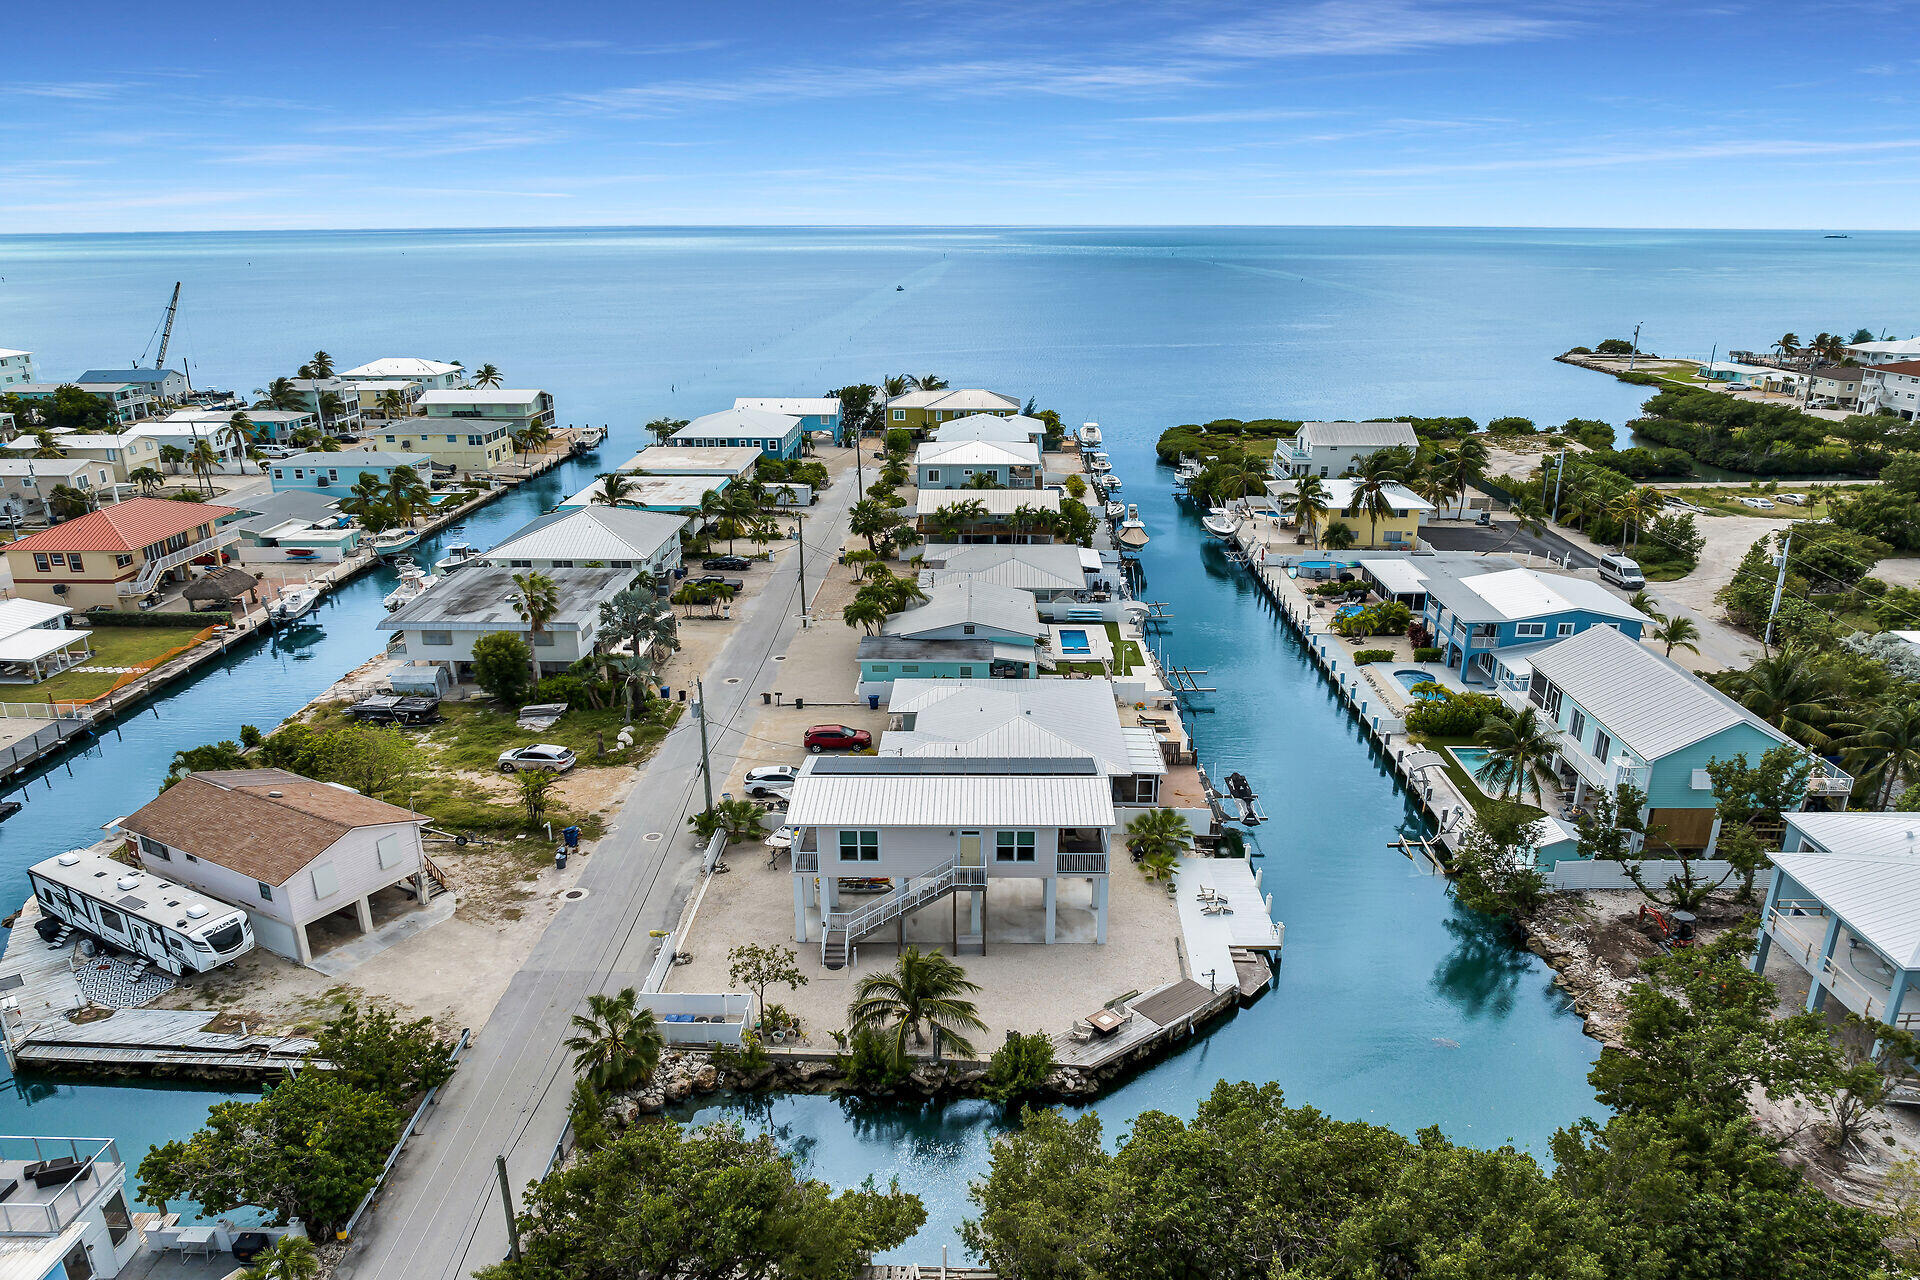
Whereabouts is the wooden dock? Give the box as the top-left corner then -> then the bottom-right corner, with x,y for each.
1232,947 -> 1274,998
0,901 -> 317,1079
1054,977 -> 1232,1071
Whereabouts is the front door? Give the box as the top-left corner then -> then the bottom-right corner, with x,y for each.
957,831 -> 982,867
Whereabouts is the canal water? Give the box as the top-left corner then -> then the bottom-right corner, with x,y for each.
5,225 -> 1912,1238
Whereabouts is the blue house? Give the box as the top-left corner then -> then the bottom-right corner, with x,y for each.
1414,562 -> 1648,685
1753,811 -> 1920,1028
733,397 -> 841,443
671,408 -> 804,461
1491,625 -> 1848,855
269,450 -> 432,495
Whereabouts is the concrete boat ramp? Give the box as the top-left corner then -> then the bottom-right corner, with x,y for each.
0,902 -> 315,1078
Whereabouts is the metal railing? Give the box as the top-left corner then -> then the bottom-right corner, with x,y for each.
1057,852 -> 1109,874
823,859 -> 986,962
0,1136 -> 119,1236
794,848 -> 819,872
339,1029 -> 471,1241
117,528 -> 241,596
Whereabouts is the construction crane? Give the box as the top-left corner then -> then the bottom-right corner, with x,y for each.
153,282 -> 181,370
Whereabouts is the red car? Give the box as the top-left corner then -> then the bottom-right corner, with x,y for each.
804,724 -> 871,753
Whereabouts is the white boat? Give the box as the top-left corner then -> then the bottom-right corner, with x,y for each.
434,542 -> 484,575
269,583 -> 324,624
369,527 -> 422,557
383,566 -> 436,611
1102,473 -> 1122,491
1104,500 -> 1127,521
1126,504 -> 1139,521
1201,506 -> 1243,539
1087,453 -> 1112,473
1117,518 -> 1149,549
1078,422 -> 1103,448
1175,459 -> 1203,484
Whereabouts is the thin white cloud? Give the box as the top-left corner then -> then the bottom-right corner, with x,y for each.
1181,0 -> 1575,58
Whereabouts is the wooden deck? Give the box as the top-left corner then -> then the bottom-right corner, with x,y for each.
1,898 -> 317,1077
1054,977 -> 1225,1070
1232,947 -> 1273,999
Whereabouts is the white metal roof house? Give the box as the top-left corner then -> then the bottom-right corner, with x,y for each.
0,598 -> 92,683
882,579 -> 1046,646
785,755 -> 1116,963
1493,625 -> 1843,854
882,677 -> 1166,805
1755,811 -> 1920,1032
914,487 -> 1060,543
670,408 -> 804,461
930,413 -> 1049,449
339,356 -> 468,390
1844,336 -> 1920,366
1415,561 -> 1649,685
917,543 -> 1095,600
379,564 -> 628,679
618,445 -> 761,479
485,506 -> 685,581
732,396 -> 841,440
914,438 -> 1041,490
1276,421 -> 1418,476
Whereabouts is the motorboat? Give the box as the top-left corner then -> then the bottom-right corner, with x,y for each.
1174,459 -> 1204,484
1117,515 -> 1149,549
1078,422 -> 1102,448
369,527 -> 422,557
1201,506 -> 1244,539
1126,504 -> 1139,521
1102,473 -> 1122,491
383,566 -> 436,611
1104,500 -> 1127,521
433,542 -> 484,575
1086,451 -> 1112,473
269,583 -> 324,624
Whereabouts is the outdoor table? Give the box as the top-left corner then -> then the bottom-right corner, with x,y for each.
1086,1008 -> 1126,1036
176,1226 -> 217,1259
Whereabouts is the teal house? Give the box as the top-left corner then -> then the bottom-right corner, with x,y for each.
270,450 -> 432,495
1491,626 -> 1849,855
855,579 -> 1048,698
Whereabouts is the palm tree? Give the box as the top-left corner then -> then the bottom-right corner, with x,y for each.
930,499 -> 988,544
1473,707 -> 1557,803
1841,701 -> 1920,809
129,465 -> 164,495
645,417 -> 688,445
243,1235 -> 320,1280
883,375 -> 911,398
187,438 -> 221,494
1341,448 -> 1407,539
386,466 -> 431,525
1651,614 -> 1700,658
1724,651 -> 1841,748
1629,589 -> 1663,621
512,571 -> 560,673
564,987 -> 663,1092
158,443 -> 186,475
339,473 -> 394,532
375,388 -> 407,420
264,377 -> 302,412
1124,807 -> 1191,868
1773,333 -> 1800,361
848,946 -> 986,1061
591,472 -> 635,507
307,350 -> 335,378
472,363 -> 503,388
1290,474 -> 1331,546
909,374 -> 948,391
1320,521 -> 1357,552
843,597 -> 890,634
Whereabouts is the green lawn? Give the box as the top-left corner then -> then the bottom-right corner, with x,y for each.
32,625 -> 209,702
1412,733 -> 1548,824
1657,483 -> 1865,521
309,698 -> 682,772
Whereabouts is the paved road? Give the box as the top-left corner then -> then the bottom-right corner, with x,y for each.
340,465 -> 858,1280
1421,517 -> 1600,569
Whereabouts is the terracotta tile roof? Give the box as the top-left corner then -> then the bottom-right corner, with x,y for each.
120,769 -> 425,886
6,497 -> 238,554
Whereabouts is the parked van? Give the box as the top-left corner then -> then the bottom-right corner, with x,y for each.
1598,553 -> 1645,589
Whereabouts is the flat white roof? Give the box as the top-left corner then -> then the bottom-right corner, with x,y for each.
0,598 -> 72,637
733,397 -> 838,416
0,627 -> 91,663
29,849 -> 249,939
619,445 -> 761,476
1362,558 -> 1429,595
558,473 -> 719,510
417,389 -> 544,405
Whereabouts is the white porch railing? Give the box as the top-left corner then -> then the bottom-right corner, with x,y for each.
117,527 -> 241,596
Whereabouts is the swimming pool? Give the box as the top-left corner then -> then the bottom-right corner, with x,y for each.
1447,745 -> 1501,795
1393,670 -> 1446,700
1057,628 -> 1093,655
1333,604 -> 1366,622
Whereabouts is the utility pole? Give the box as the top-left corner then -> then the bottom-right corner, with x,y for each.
694,677 -> 714,811
496,1155 -> 522,1263
1627,322 -> 1643,372
1549,448 -> 1567,523
794,516 -> 808,620
1764,531 -> 1793,648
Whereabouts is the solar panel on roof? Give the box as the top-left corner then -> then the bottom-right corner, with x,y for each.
809,756 -> 1097,776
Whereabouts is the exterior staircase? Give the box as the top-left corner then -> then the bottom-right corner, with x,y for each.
821,859 -> 986,970
419,855 -> 452,901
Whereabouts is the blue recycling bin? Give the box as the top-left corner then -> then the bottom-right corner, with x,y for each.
868,694 -> 880,710
562,825 -> 581,849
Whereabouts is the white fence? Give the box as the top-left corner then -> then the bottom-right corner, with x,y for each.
1544,858 -> 1734,891
637,992 -> 755,1046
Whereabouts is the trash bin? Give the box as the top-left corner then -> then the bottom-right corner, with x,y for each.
554,848 -> 568,870
868,694 -> 880,710
563,825 -> 580,849
795,697 -> 804,710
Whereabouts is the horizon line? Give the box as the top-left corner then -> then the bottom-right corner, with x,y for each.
0,221 -> 1897,238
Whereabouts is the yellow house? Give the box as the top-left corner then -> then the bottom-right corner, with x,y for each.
1300,478 -> 1431,549
885,388 -> 1020,432
3,496 -> 241,611
0,431 -> 163,484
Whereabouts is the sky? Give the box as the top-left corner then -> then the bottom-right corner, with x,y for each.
5,0 -> 1919,232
